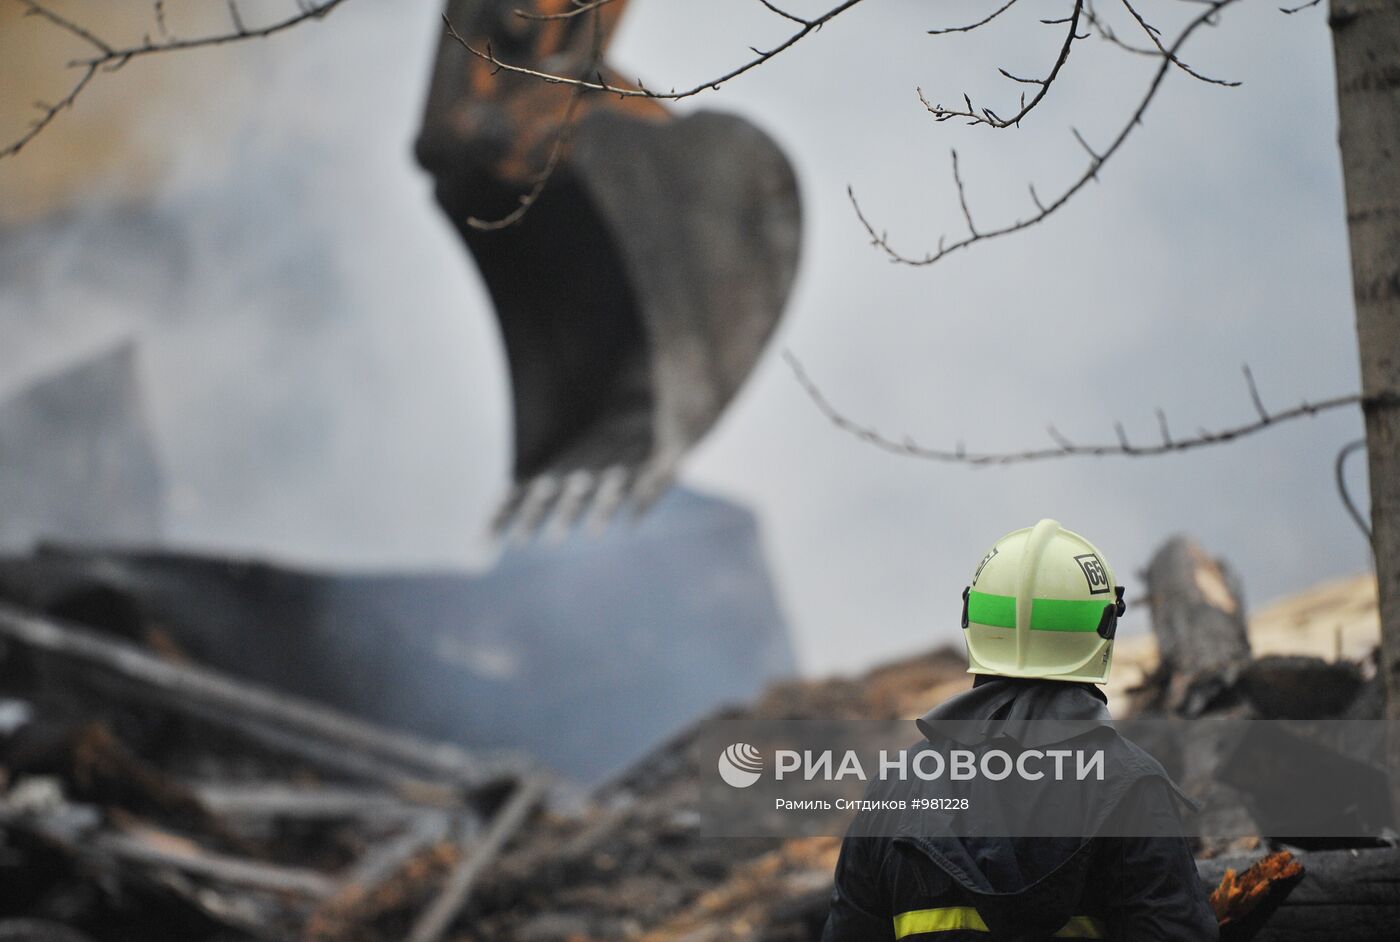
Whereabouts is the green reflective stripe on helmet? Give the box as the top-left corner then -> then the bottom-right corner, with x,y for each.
1030,597 -> 1110,632
966,591 -> 1106,633
965,590 -> 1017,628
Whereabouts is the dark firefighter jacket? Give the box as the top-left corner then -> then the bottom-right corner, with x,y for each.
821,677 -> 1219,942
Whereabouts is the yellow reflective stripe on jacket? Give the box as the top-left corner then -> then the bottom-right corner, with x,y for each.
892,908 -> 1106,939
1054,916 -> 1108,938
893,907 -> 988,937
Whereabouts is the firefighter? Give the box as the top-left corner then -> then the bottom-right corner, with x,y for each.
822,519 -> 1218,941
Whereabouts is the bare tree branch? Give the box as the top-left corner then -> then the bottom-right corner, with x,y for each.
784,349 -> 1370,466
849,0 -> 1238,268
3,0 -> 348,159
1242,363 -> 1270,423
20,0 -> 114,53
920,0 -> 1084,129
465,89 -> 586,232
4,62 -> 99,159
1081,0 -> 1160,56
1117,0 -> 1239,86
463,2 -> 609,230
444,0 -> 868,100
753,0 -> 812,28
927,0 -> 1022,37
512,0 -> 617,23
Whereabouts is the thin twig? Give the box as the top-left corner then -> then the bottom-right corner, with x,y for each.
512,0 -> 616,22
952,151 -> 977,236
849,0 -> 1238,268
464,0 -> 609,230
784,349 -> 1371,466
467,85 -> 586,231
1081,0 -> 1159,56
1118,0 -> 1239,86
3,61 -> 98,158
1242,363 -> 1270,423
920,0 -> 1083,128
928,0 -> 1022,36
3,0 -> 347,159
754,0 -> 811,27
444,0 -> 868,100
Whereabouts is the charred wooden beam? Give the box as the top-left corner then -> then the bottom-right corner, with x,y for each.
96,824 -> 338,898
1138,537 -> 1252,715
1199,847 -> 1400,941
0,797 -> 302,938
407,776 -> 545,942
0,602 -> 507,794
194,782 -> 454,821
305,811 -> 461,941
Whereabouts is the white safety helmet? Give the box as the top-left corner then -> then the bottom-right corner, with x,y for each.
961,518 -> 1124,684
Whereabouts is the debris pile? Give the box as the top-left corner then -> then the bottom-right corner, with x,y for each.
0,602 -> 540,941
1,535 -> 1395,941
455,538 -> 1399,942
460,648 -> 972,942
0,592 -> 965,942
1112,540 -> 1383,720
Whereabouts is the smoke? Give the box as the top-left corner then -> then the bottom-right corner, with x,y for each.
0,0 -> 1372,681
1,3 -> 510,568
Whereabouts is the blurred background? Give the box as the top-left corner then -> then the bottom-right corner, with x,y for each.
0,0 -> 1368,780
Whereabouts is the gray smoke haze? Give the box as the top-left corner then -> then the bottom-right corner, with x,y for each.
1,1 -> 1368,675
2,7 -> 509,566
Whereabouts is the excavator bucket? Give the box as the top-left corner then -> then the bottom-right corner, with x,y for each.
416,0 -> 802,535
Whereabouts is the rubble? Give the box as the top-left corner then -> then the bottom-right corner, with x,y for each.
0,597 -> 963,941
0,490 -> 797,785
455,646 -> 970,942
454,539 -> 1394,942
1,538 -> 1395,940
1208,851 -> 1306,942
0,601 -> 537,941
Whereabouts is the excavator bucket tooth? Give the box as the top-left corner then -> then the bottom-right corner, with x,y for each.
418,0 -> 802,534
